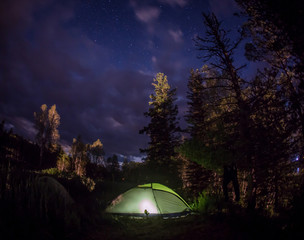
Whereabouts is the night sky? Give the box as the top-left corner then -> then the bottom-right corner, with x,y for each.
0,0 -> 244,161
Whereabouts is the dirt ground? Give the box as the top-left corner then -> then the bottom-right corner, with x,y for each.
84,212 -> 289,240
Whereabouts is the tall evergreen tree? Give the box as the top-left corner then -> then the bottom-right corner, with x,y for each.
140,73 -> 180,167
185,69 -> 207,140
140,73 -> 181,185
193,13 -> 250,204
180,69 -> 213,195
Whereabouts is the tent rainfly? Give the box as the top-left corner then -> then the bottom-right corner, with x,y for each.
105,183 -> 191,218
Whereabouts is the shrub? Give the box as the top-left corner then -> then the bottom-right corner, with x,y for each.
41,167 -> 60,175
81,177 -> 96,192
191,190 -> 224,214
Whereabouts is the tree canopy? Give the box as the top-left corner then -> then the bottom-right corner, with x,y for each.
34,104 -> 60,167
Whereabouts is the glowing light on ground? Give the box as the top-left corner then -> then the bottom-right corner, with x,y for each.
140,200 -> 158,214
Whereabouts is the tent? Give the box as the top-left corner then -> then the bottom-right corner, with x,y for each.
105,183 -> 191,218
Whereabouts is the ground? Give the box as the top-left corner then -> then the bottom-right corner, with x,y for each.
84,211 -> 285,240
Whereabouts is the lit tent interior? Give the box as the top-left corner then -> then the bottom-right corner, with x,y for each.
105,183 -> 192,218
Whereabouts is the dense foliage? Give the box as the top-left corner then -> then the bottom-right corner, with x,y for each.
179,10 -> 304,213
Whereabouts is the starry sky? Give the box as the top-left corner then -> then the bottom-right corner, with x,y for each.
0,0 -> 245,161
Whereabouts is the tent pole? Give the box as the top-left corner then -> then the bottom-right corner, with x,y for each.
151,183 -> 162,216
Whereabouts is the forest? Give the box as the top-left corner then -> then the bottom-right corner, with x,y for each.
1,0 -> 304,239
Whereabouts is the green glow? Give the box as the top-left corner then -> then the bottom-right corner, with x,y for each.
138,183 -> 191,209
105,183 -> 191,216
138,183 -> 182,198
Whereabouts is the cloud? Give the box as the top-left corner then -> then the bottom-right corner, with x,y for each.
158,0 -> 188,7
129,155 -> 143,162
106,117 -> 123,128
151,56 -> 157,64
7,117 -> 37,140
168,29 -> 183,43
0,0 -> 153,157
134,6 -> 161,23
117,154 -> 144,163
129,0 -> 161,33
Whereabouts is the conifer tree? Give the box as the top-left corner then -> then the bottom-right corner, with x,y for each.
140,73 -> 180,168
140,73 -> 181,186
185,69 -> 207,140
180,69 -> 213,195
186,13 -> 252,205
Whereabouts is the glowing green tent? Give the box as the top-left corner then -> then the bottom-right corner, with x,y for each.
105,183 -> 191,218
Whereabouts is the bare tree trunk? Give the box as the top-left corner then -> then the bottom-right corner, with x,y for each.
223,163 -> 240,202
